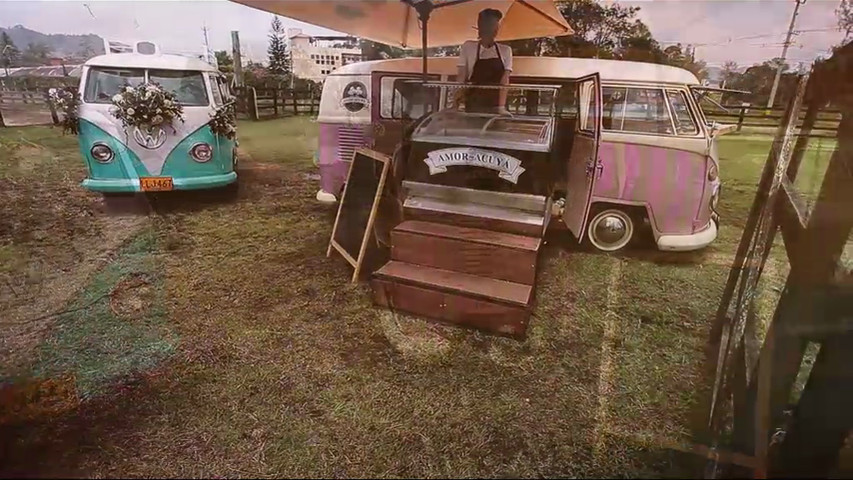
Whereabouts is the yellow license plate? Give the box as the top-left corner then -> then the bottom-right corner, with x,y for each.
140,177 -> 173,192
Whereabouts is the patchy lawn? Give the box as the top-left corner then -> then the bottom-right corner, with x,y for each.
0,118 -> 832,477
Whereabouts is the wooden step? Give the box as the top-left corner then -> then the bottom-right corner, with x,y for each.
392,220 -> 541,285
402,181 -> 548,237
404,195 -> 546,237
402,181 -> 548,213
371,261 -> 532,337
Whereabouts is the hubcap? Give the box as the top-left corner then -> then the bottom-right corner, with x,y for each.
589,211 -> 633,251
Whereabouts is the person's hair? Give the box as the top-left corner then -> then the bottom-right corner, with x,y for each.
478,8 -> 502,22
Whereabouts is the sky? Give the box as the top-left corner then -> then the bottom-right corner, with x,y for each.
0,0 -> 846,68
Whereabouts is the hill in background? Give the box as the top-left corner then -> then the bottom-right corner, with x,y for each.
1,25 -> 104,60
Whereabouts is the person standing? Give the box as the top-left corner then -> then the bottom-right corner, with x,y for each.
457,8 -> 513,114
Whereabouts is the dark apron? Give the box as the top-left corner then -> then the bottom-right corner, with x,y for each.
465,43 -> 505,113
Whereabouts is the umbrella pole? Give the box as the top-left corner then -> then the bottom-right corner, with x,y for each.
414,2 -> 433,82
422,15 -> 428,82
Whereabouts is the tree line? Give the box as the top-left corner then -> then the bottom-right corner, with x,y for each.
1,31 -> 101,70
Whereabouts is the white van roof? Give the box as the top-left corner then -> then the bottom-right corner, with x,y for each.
84,53 -> 219,73
332,56 -> 700,86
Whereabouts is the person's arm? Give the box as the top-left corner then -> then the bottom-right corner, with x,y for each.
498,45 -> 513,111
453,42 -> 470,109
498,70 -> 510,108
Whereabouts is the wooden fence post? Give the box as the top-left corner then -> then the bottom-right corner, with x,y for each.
249,87 -> 259,120
309,90 -> 315,115
737,103 -> 748,132
46,89 -> 59,125
272,88 -> 278,117
293,90 -> 298,115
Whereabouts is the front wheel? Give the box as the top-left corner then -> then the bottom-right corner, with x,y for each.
586,207 -> 636,252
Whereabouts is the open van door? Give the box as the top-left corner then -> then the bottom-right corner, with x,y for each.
370,71 -> 441,155
563,73 -> 603,242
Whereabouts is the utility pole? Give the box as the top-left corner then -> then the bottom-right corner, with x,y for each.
231,31 -> 243,87
1,45 -> 10,78
202,24 -> 211,64
767,0 -> 806,108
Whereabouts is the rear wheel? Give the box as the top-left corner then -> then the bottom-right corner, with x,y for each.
586,206 -> 636,252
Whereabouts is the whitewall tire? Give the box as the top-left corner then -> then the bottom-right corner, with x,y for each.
587,208 -> 635,252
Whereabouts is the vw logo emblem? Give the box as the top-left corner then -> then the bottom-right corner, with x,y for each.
133,126 -> 167,150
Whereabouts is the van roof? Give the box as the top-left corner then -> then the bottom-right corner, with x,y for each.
332,56 -> 700,85
84,53 -> 219,73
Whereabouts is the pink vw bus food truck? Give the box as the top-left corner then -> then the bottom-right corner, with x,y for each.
314,57 -> 723,253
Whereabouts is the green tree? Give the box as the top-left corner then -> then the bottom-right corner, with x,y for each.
360,39 -> 406,60
838,0 -> 853,41
22,42 -> 51,65
1,32 -> 21,68
726,58 -> 798,105
267,15 -> 291,76
660,43 -> 707,80
215,50 -> 234,74
552,0 -> 649,58
507,0 -> 708,77
721,61 -> 740,88
78,38 -> 97,59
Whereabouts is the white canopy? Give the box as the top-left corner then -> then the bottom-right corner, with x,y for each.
231,0 -> 572,49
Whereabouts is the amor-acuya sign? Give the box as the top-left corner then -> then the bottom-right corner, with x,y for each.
424,148 -> 526,184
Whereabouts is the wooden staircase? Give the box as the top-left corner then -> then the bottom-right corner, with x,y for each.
370,181 -> 547,338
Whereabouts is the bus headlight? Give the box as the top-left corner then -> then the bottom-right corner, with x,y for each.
191,143 -> 213,163
91,143 -> 114,163
711,185 -> 721,211
708,163 -> 718,182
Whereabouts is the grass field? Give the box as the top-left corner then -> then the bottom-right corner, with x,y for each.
0,118 -> 840,477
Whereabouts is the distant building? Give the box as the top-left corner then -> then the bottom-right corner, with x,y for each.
288,28 -> 364,82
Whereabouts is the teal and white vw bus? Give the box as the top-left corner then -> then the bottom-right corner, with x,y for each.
77,41 -> 237,194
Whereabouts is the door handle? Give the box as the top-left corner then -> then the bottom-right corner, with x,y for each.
586,158 -> 603,179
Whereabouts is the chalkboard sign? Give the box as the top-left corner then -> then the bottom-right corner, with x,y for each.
327,148 -> 391,282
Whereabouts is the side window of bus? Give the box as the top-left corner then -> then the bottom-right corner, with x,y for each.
604,87 -> 673,135
209,75 -> 224,106
666,90 -> 699,135
386,78 -> 438,119
84,68 -> 145,103
217,76 -> 232,101
602,87 -> 626,130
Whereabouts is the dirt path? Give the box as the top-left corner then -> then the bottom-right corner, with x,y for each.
0,214 -> 149,375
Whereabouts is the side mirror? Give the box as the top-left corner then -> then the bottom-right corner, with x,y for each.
709,122 -> 736,138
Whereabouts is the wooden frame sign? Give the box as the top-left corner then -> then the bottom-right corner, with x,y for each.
327,148 -> 391,282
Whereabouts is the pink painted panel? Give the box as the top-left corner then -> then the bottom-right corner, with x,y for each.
317,123 -> 373,194
593,140 -> 709,235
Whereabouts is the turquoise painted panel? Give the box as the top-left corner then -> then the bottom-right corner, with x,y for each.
78,119 -> 150,178
160,125 -> 235,178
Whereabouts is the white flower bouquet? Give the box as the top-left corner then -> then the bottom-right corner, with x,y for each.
110,83 -> 184,131
48,87 -> 81,135
209,107 -> 237,140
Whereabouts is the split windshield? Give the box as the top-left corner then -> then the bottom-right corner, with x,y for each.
84,67 -> 209,106
84,68 -> 145,103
